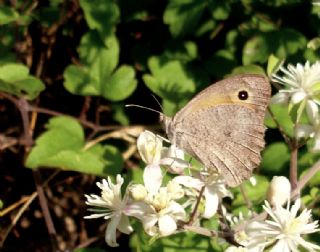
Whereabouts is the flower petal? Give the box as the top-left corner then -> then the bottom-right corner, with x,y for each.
158,215 -> 177,236
270,92 -> 289,104
117,215 -> 133,234
291,91 -> 306,104
137,130 -> 162,164
105,214 -> 121,247
270,239 -> 291,252
203,188 -> 219,219
311,133 -> 320,152
143,164 -> 163,194
267,176 -> 291,207
160,157 -> 190,174
295,124 -> 315,139
173,175 -> 204,190
306,100 -> 319,124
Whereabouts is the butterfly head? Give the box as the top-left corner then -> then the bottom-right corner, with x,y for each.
160,114 -> 174,141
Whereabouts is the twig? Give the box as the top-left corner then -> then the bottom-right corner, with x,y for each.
29,105 -> 120,131
0,192 -> 38,247
291,159 -> 320,199
289,138 -> 298,194
0,170 -> 59,247
183,225 -> 241,247
79,96 -> 91,121
187,186 -> 205,225
0,196 -> 33,217
83,126 -> 144,151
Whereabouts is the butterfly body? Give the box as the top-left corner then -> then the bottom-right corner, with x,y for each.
162,74 -> 271,187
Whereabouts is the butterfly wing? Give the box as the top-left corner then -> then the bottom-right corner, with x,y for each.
170,74 -> 271,187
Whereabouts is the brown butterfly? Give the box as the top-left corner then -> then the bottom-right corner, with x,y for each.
161,74 -> 271,187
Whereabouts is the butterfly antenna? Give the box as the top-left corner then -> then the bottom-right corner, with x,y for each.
151,94 -> 163,111
125,104 -> 163,115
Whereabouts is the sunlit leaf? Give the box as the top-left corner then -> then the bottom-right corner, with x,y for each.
26,116 -> 123,176
0,64 -> 45,100
261,142 -> 290,174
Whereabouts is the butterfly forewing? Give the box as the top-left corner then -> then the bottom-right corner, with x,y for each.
165,74 -> 271,187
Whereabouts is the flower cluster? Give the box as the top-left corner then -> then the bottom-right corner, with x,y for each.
226,176 -> 319,252
84,130 -> 231,247
84,130 -> 320,250
272,61 -> 320,151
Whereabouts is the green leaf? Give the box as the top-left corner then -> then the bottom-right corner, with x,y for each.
163,0 -> 206,38
0,199 -> 3,209
232,176 -> 269,206
243,29 -> 307,65
63,65 -> 99,96
208,0 -> 230,20
195,19 -> 216,37
230,64 -> 265,75
112,104 -> 130,125
162,98 -> 187,116
163,41 -> 198,63
79,31 -> 119,73
0,64 -> 45,100
63,32 -> 137,101
267,54 -> 283,78
307,37 -> 320,50
25,116 -> 123,176
102,65 -> 137,101
142,56 -> 196,104
0,6 -> 19,25
265,103 -> 294,137
79,0 -> 120,45
261,142 -> 290,174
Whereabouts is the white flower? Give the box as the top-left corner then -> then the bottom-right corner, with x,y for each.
246,199 -> 320,252
84,175 -> 133,247
137,131 -> 189,194
296,113 -> 320,152
173,173 -> 232,219
267,176 -> 291,207
222,207 -> 257,250
129,184 -> 148,201
126,186 -> 186,236
225,246 -> 249,252
271,61 -> 320,121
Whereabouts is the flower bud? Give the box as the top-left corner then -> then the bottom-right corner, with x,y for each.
267,176 -> 291,207
130,184 -> 147,201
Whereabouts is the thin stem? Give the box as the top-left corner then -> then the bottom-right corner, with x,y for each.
33,172 -> 57,237
289,139 -> 298,194
187,186 -> 205,225
183,225 -> 241,246
292,159 -> 320,199
0,170 -> 59,247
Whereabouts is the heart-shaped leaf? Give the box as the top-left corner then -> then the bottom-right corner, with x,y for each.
0,64 -> 45,100
26,116 -> 123,176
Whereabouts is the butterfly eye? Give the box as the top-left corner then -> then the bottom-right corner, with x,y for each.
238,90 -> 249,100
